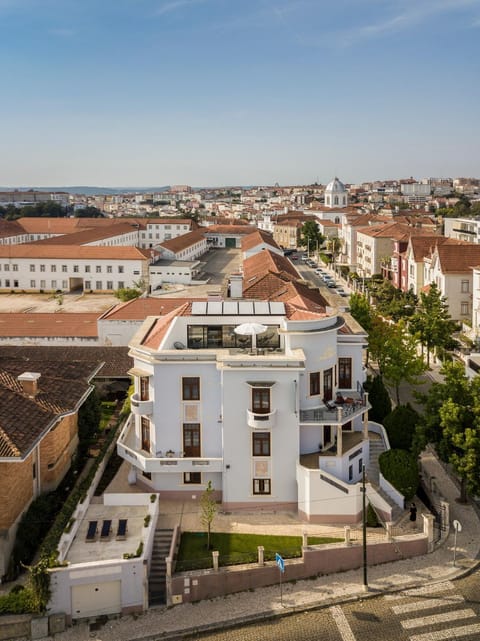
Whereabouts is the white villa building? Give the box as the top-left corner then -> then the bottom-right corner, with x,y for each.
117,299 -> 383,524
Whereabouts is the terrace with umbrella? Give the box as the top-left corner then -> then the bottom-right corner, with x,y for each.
234,322 -> 268,354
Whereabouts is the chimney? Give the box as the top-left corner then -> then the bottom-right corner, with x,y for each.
18,372 -> 41,397
229,273 -> 243,299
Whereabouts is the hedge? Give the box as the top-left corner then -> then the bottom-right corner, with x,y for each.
379,449 -> 419,501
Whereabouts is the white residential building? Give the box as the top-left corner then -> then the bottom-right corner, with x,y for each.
117,299 -> 381,524
443,217 -> 480,244
0,245 -> 153,293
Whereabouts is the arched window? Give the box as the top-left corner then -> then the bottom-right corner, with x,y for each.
343,196 -> 346,205
334,196 -> 339,205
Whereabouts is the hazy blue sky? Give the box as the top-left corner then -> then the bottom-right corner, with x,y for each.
1,0 -> 479,187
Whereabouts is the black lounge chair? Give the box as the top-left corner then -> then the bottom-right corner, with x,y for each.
86,520 -> 98,542
116,519 -> 128,540
100,519 -> 112,540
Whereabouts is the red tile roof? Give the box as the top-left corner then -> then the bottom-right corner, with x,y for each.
160,229 -> 206,253
0,244 -> 152,260
435,243 -> 480,273
0,313 -> 98,337
241,230 -> 281,252
243,250 -> 300,282
33,222 -> 139,245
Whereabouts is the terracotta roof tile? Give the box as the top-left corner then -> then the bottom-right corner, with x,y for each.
0,345 -> 131,378
0,357 -> 101,458
33,222 -> 139,245
159,229 -> 206,253
243,250 -> 300,282
141,303 -> 190,350
0,244 -> 152,260
241,230 -> 281,252
436,243 -> 480,273
204,225 -> 257,235
0,313 -> 99,337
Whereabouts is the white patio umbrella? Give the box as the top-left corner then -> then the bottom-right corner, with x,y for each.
234,322 -> 268,352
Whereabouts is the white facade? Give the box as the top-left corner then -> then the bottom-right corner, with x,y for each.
118,300 -> 372,523
0,247 -> 150,293
425,250 -> 473,322
159,235 -> 207,261
139,221 -> 193,248
444,217 -> 480,244
149,260 -> 202,288
324,177 -> 348,209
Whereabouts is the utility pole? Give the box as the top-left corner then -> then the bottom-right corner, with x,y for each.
362,464 -> 368,591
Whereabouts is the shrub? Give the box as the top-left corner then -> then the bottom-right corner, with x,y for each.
144,514 -> 151,527
0,587 -> 35,614
364,375 -> 392,423
379,449 -> 419,501
383,403 -> 419,451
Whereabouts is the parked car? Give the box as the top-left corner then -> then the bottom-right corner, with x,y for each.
327,281 -> 337,288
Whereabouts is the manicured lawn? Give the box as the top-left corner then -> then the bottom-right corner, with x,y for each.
176,531 -> 344,571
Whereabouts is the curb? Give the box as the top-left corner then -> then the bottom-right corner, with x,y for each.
127,559 -> 480,641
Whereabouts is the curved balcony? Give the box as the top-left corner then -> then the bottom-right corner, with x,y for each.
130,393 -> 153,416
246,408 -> 277,429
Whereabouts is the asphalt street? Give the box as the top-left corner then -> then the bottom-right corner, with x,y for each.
184,571 -> 480,641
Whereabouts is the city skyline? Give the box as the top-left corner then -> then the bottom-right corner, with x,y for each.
1,0 -> 479,187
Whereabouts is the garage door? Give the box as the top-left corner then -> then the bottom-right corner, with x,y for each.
71,580 -> 121,619
225,237 -> 236,248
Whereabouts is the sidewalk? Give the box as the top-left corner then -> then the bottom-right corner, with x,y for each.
41,449 -> 480,641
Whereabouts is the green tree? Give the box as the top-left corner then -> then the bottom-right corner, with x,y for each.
383,404 -> 419,451
77,389 -> 101,456
415,361 -> 480,502
298,220 -> 323,254
74,206 -> 104,218
349,293 -> 373,331
409,283 -> 457,366
372,320 -> 426,405
326,237 -> 342,270
200,481 -> 217,550
363,375 -> 392,423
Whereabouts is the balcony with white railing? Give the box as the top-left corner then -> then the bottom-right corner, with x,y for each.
299,393 -> 368,426
246,408 -> 277,429
117,415 -> 223,474
130,393 -> 153,416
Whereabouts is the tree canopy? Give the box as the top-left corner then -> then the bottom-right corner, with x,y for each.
415,361 -> 480,502
408,283 -> 458,365
369,319 -> 426,404
298,220 -> 323,253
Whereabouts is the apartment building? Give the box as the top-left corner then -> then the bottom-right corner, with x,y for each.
117,298 -> 375,524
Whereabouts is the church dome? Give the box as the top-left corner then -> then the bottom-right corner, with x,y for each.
324,176 -> 348,208
325,177 -> 346,194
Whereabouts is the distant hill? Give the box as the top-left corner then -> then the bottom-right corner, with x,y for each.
0,186 -> 171,196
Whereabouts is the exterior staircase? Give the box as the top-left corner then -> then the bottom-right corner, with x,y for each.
148,527 -> 173,606
367,433 -> 404,523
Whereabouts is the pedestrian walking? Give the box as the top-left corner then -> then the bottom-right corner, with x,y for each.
409,502 -> 417,524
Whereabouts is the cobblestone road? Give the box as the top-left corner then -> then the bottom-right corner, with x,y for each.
183,571 -> 480,641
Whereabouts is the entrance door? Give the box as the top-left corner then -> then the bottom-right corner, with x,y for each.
183,423 -> 200,457
324,425 -> 331,446
225,237 -> 236,248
